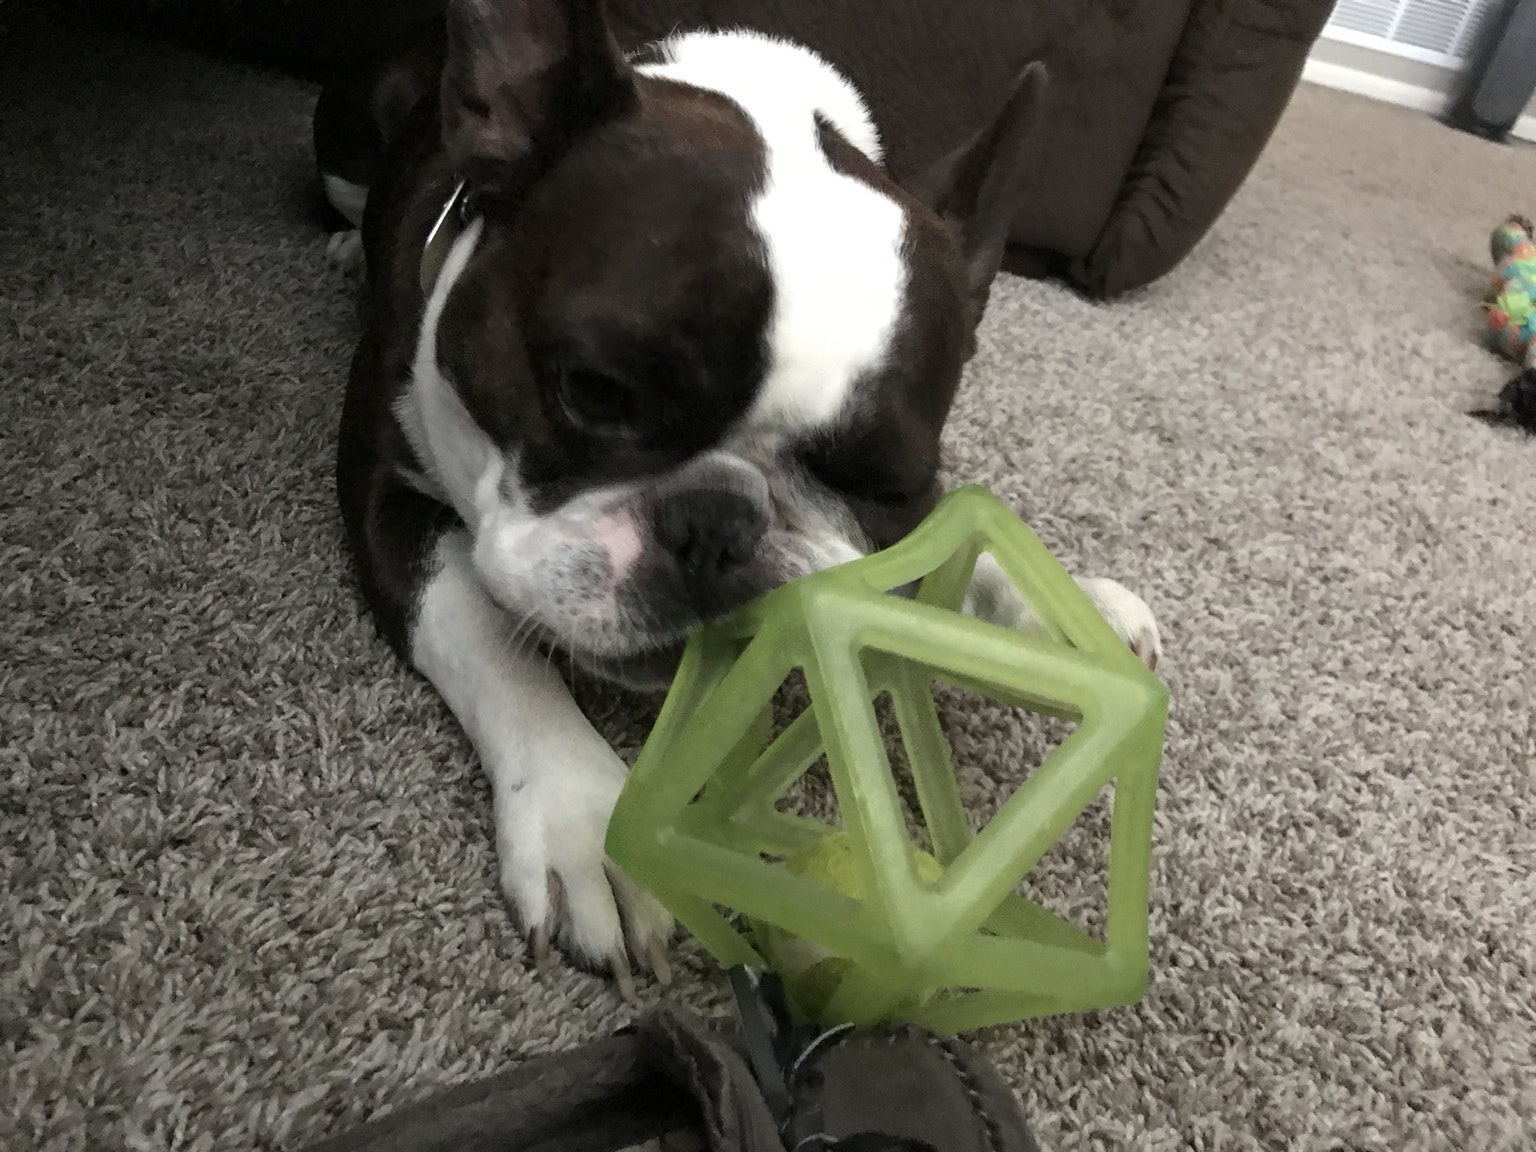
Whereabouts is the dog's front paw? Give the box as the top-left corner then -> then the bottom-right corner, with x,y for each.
325,229 -> 365,276
495,754 -> 673,997
1077,577 -> 1162,671
965,557 -> 1163,671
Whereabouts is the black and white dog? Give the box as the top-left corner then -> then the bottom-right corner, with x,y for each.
315,0 -> 1162,992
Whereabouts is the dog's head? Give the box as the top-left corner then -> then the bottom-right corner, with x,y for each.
410,0 -> 1046,683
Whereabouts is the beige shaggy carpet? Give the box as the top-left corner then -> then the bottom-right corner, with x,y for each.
2,14 -> 1533,1152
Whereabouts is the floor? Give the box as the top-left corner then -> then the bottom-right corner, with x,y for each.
2,17 -> 1533,1152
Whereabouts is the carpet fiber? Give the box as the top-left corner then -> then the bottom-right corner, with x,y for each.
3,15 -> 1533,1152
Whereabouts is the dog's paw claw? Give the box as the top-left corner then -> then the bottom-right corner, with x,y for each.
610,951 -> 638,1003
499,770 -> 675,992
649,947 -> 673,988
609,860 -> 674,983
531,916 -> 554,975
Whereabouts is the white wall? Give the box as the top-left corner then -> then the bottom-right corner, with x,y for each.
1305,31 -> 1536,132
1310,37 -> 1459,94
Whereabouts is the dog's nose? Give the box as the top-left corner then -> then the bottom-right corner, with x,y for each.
652,487 -> 769,580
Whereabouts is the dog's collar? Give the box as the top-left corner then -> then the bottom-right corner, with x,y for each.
420,179 -> 474,297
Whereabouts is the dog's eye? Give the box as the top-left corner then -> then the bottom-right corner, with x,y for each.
557,367 -> 639,436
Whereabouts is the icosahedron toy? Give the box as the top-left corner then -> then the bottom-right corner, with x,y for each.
606,485 -> 1168,1033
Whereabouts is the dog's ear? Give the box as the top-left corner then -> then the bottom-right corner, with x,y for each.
441,0 -> 634,197
911,63 -> 1048,319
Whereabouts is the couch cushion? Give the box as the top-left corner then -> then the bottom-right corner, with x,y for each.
1071,0 -> 1333,296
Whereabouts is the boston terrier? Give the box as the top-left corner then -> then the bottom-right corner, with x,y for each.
314,0 -> 1162,995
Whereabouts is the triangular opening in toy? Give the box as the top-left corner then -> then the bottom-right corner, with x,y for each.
930,675 -> 1081,825
1009,781 -> 1113,944
874,689 -> 938,850
771,751 -> 839,833
764,688 -> 936,866
693,666 -> 836,861
759,669 -> 835,830
965,547 -> 1077,650
918,674 -> 1102,954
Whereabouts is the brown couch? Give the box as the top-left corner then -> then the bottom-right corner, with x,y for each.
102,0 -> 1333,297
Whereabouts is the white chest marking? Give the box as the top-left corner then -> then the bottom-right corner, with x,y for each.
395,217 -> 504,528
323,174 -> 369,228
641,32 -> 910,433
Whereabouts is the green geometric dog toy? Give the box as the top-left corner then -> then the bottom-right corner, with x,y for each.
607,485 -> 1168,1034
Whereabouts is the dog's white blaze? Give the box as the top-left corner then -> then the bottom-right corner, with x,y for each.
642,32 -> 909,432
641,30 -> 882,161
396,218 -> 499,527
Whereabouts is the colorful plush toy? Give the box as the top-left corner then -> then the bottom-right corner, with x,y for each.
1475,216 -> 1536,431
1484,216 -> 1536,363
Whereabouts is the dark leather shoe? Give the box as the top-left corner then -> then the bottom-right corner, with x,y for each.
297,968 -> 1041,1152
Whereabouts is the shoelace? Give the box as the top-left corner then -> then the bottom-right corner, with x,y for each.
728,968 -> 939,1152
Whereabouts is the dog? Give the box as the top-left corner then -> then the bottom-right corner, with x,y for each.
314,0 -> 1163,994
